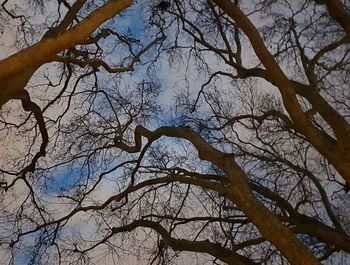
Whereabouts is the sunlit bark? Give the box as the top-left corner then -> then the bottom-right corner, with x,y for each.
212,0 -> 350,186
0,0 -> 131,107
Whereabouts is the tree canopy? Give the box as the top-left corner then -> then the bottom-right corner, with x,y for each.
0,0 -> 349,264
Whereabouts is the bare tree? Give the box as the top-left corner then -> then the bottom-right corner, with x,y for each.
0,0 -> 349,265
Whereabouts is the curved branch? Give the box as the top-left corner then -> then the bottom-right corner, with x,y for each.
115,125 -> 321,265
211,0 -> 350,187
54,35 -> 165,73
109,220 -> 259,265
13,90 -> 49,176
318,0 -> 350,38
0,0 -> 131,106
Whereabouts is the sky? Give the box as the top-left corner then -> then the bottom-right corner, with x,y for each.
1,1 -> 350,265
